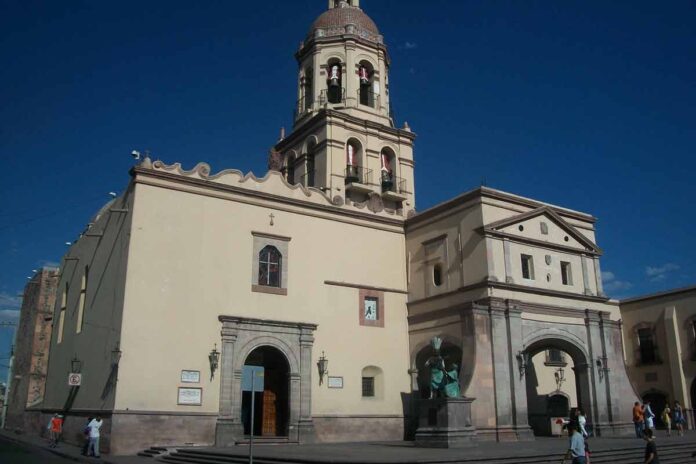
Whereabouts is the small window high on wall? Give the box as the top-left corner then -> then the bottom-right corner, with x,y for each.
638,328 -> 658,364
258,246 -> 282,288
521,254 -> 535,280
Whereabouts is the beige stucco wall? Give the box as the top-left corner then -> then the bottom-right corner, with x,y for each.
529,352 -> 578,407
115,166 -> 411,418
620,289 -> 696,409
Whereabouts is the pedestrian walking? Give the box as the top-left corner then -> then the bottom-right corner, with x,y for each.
81,416 -> 93,456
86,415 -> 103,458
563,423 -> 587,464
644,401 -> 656,432
633,401 -> 645,438
643,428 -> 660,464
673,401 -> 685,437
577,409 -> 589,438
662,404 -> 672,437
48,414 -> 63,448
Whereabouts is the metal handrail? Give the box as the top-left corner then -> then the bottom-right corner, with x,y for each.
345,165 -> 372,185
358,88 -> 380,109
380,171 -> 407,194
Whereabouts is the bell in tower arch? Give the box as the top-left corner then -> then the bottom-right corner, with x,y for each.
359,65 -> 369,86
329,64 -> 341,87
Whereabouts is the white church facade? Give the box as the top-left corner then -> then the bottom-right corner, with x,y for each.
36,1 -> 640,454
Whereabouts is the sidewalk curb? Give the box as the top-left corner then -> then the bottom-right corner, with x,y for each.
0,430 -> 118,464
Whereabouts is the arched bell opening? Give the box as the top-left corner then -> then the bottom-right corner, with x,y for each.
304,138 -> 317,187
285,153 -> 297,185
326,59 -> 343,104
302,67 -> 314,112
523,338 -> 590,437
345,138 -> 364,184
379,147 -> 397,193
358,60 -> 377,108
241,346 -> 290,438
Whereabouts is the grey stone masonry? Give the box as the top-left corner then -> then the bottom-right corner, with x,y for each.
215,316 -> 318,446
415,397 -> 477,448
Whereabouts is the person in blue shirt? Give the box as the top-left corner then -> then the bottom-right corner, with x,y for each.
564,423 -> 586,464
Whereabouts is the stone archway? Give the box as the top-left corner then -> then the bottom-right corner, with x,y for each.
242,345 -> 290,437
215,316 -> 317,446
523,335 -> 593,436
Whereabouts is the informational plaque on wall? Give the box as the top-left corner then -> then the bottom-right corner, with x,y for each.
178,387 -> 202,405
328,376 -> 343,389
181,370 -> 200,383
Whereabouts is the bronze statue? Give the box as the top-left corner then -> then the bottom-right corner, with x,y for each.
425,336 -> 460,398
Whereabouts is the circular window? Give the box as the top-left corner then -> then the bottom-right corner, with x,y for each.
433,264 -> 443,287
564,236 -> 569,242
518,225 -> 524,232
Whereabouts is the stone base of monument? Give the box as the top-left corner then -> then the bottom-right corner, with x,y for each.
415,397 -> 477,448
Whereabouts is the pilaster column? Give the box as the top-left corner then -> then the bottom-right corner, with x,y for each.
584,310 -> 609,432
488,299 -> 515,439
593,258 -> 606,297
581,255 -> 592,296
486,237 -> 498,282
503,238 -> 514,284
665,307 -> 690,410
505,300 -> 533,439
298,326 -> 316,441
215,324 -> 242,446
345,40 -> 357,107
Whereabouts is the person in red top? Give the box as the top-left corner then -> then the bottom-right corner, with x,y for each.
633,402 -> 645,438
48,414 -> 63,448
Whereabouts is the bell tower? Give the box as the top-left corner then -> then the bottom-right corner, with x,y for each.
273,1 -> 416,215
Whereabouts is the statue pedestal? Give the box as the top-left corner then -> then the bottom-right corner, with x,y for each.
415,397 -> 477,448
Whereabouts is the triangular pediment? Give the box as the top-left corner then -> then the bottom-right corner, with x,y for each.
484,207 -> 601,254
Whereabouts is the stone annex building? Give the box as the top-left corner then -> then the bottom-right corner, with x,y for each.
23,0 -> 648,455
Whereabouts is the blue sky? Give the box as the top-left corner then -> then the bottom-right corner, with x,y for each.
1,0 -> 695,377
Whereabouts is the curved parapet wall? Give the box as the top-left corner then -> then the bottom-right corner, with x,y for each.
141,158 -> 406,220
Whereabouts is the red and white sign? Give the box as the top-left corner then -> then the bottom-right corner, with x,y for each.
68,373 -> 82,386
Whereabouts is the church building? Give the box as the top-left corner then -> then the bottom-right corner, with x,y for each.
36,1 -> 640,454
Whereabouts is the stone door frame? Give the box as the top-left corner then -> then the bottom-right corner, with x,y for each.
215,316 -> 317,445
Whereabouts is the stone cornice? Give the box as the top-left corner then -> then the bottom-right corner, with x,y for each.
482,206 -> 602,255
407,187 -> 596,229
324,280 -> 408,294
218,315 -> 317,331
483,229 -> 602,257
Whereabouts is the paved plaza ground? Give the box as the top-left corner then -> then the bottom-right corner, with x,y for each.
1,429 -> 695,464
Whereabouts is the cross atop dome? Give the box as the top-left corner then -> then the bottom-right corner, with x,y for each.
329,0 -> 360,9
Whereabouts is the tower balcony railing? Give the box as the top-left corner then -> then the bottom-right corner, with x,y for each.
380,171 -> 407,194
357,88 -> 380,109
320,88 -> 346,105
345,165 -> 372,186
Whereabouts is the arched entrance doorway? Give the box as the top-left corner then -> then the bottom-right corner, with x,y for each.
241,346 -> 290,437
523,337 -> 592,437
643,391 -> 668,429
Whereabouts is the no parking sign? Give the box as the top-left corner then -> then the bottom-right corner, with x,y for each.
68,373 -> 82,386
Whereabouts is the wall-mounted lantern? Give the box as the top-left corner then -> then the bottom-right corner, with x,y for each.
516,351 -> 529,378
554,367 -> 566,391
71,356 -> 82,373
111,344 -> 122,367
209,344 -> 220,381
596,356 -> 609,381
317,351 -> 329,385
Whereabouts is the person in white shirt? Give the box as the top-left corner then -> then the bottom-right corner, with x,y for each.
86,416 -> 103,458
577,409 -> 589,438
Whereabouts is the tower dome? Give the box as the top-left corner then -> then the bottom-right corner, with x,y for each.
309,2 -> 382,43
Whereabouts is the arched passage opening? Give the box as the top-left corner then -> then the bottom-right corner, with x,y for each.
642,390 -> 668,429
523,337 -> 591,437
241,346 -> 290,437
